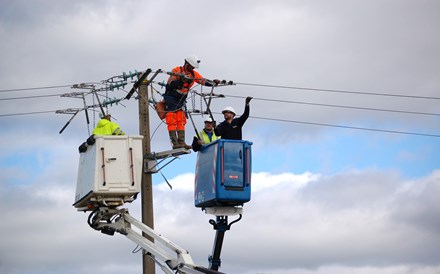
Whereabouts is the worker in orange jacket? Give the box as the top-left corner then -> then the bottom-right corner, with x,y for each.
164,55 -> 220,149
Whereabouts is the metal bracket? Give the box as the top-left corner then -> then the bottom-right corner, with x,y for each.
144,148 -> 191,174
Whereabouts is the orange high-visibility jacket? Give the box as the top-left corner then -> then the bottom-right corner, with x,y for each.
167,66 -> 206,95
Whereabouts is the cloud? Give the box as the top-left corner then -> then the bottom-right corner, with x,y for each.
390,170 -> 440,235
2,169 -> 439,274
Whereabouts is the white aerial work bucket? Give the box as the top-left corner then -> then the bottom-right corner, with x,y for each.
73,135 -> 143,211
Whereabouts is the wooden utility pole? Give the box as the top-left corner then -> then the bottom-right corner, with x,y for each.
138,83 -> 156,274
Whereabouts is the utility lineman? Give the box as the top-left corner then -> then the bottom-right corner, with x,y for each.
215,97 -> 252,140
163,55 -> 220,149
191,117 -> 220,152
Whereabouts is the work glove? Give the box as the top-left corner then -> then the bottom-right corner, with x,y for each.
245,96 -> 253,105
78,142 -> 88,153
86,135 -> 96,146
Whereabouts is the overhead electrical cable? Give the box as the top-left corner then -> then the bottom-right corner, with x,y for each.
2,79 -> 439,138
216,112 -> 440,138
235,82 -> 440,100
250,115 -> 440,138
0,82 -> 102,93
0,85 -> 74,93
3,108 -> 438,137
223,94 -> 440,117
0,110 -> 58,117
0,94 -> 64,101
2,89 -> 437,117
3,80 -> 440,100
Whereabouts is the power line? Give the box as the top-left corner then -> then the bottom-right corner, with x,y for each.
249,115 -> 440,138
2,88 -> 437,118
223,94 -> 440,117
0,94 -> 63,101
2,90 -> 438,117
0,110 -> 57,117
0,85 -> 74,93
235,82 -> 440,100
207,111 -> 440,138
3,80 -> 440,101
2,102 -> 438,138
1,80 -> 438,138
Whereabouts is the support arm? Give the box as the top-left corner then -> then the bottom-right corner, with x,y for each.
208,214 -> 242,271
88,207 -> 225,274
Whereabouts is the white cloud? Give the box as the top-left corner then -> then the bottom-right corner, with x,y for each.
252,171 -> 320,191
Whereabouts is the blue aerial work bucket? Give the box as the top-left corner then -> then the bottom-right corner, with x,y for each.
194,139 -> 252,208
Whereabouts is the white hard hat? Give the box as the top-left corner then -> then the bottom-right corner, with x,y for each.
185,55 -> 200,68
222,106 -> 236,115
204,117 -> 213,123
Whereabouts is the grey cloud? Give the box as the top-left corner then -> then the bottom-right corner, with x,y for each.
299,169 -> 403,209
390,170 -> 440,235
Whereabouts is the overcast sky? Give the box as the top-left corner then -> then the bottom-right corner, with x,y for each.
1,1 -> 439,274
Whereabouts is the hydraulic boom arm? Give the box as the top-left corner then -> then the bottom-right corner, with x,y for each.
88,207 -> 225,274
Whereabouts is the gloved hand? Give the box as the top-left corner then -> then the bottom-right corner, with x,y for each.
245,96 -> 253,105
213,79 -> 221,86
86,135 -> 96,146
78,142 -> 88,153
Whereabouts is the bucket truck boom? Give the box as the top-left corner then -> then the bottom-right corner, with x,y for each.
88,207 -> 224,274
